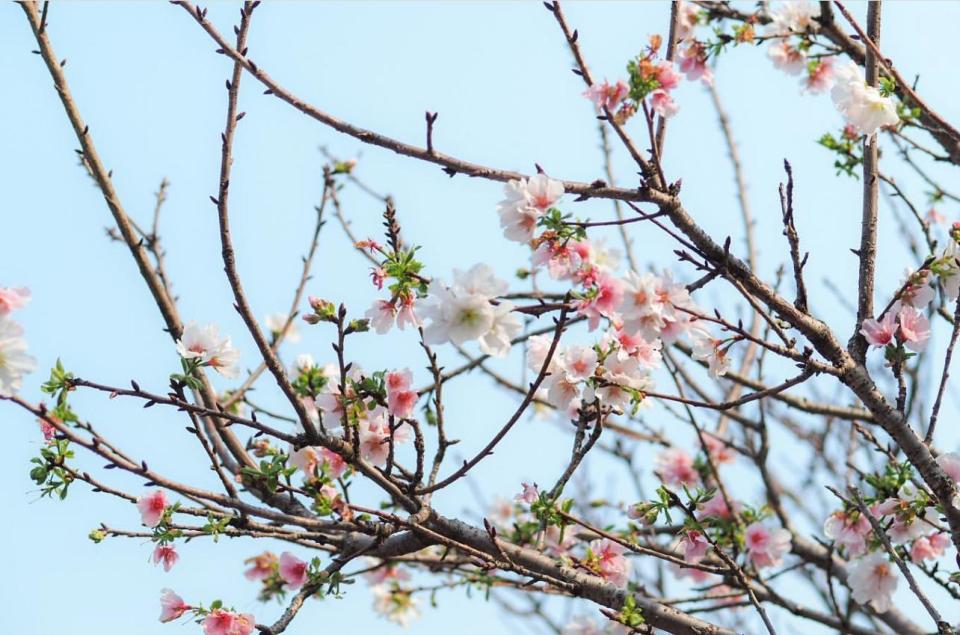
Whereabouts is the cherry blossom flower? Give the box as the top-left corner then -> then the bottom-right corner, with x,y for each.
136,490 -> 168,528
396,293 -> 421,331
831,60 -> 899,135
175,322 -> 240,378
369,266 -> 387,290
386,369 -> 417,419
152,544 -> 179,572
744,522 -> 791,569
357,410 -> 411,466
264,312 -> 300,343
515,482 -> 540,505
0,317 -> 36,397
654,63 -> 681,91
692,331 -> 730,378
577,274 -> 624,330
365,299 -> 398,334
594,356 -> 649,410
702,434 -> 735,465
158,589 -> 191,623
279,552 -> 308,589
319,447 -> 348,479
364,558 -> 411,585
650,89 -> 678,118
372,585 -> 421,627
496,175 -> 564,243
422,284 -> 494,344
898,306 -> 930,352
679,42 -> 712,84
244,552 -> 278,581
545,372 -> 583,416
0,286 -> 30,315
698,494 -> 740,520
38,416 -> 56,444
766,0 -> 820,35
803,58 -> 834,93
859,309 -> 897,348
559,346 -> 599,382
678,530 -> 710,564
519,174 -> 565,212
203,608 -> 256,635
848,551 -> 897,613
899,268 -> 935,308
655,448 -> 699,486
767,40 -> 806,75
589,539 -> 631,587
910,533 -> 950,562
583,79 -> 629,112
823,509 -> 871,557
478,303 -> 523,358
675,1 -> 701,42
289,445 -> 321,478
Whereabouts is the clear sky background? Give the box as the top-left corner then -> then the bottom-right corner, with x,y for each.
3,2 -> 960,634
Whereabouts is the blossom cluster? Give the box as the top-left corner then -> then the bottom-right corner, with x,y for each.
175,321 -> 241,379
498,174 -> 731,415
159,589 -> 255,635
0,286 -> 36,397
820,457 -> 960,612
758,0 -> 900,135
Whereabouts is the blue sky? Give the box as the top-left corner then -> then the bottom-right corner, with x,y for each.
3,2 -> 960,634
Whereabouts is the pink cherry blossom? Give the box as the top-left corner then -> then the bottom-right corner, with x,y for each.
823,509 -> 871,557
370,266 -> 387,290
679,43 -> 712,85
698,494 -> 739,520
396,293 -> 421,331
860,309 -> 897,347
848,552 -> 897,613
545,372 -> 583,416
319,447 -> 348,479
910,534 -> 949,562
152,544 -> 179,572
577,274 -> 624,330
560,346 -> 599,382
803,58 -> 834,93
515,482 -> 540,505
364,560 -> 411,585
654,62 -> 681,90
590,538 -> 631,587
767,41 -> 806,75
744,522 -> 791,569
650,89 -> 678,118
703,434 -> 735,465
289,445 -> 320,477
0,287 -> 30,315
655,448 -> 699,486
583,79 -> 629,112
365,300 -> 397,334
203,609 -> 255,635
158,588 -> 191,623
244,552 -> 278,581
692,331 -> 730,378
136,490 -> 168,528
678,530 -> 710,564
357,411 -> 411,466
386,369 -> 417,419
279,552 -> 308,589
898,306 -> 930,352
